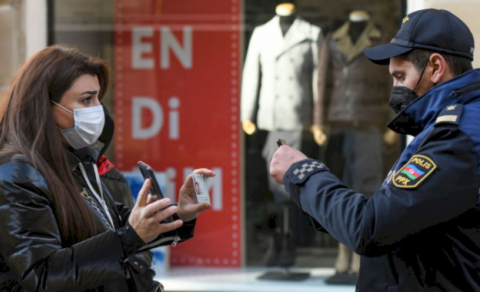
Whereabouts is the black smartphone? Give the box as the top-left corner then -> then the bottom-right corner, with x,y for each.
138,161 -> 173,223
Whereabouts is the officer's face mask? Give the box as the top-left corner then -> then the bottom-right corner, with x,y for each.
51,101 -> 105,150
389,62 -> 430,114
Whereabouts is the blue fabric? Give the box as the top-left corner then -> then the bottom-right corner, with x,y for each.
384,69 -> 480,186
283,69 -> 480,291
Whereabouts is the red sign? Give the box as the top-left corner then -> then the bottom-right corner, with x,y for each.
114,0 -> 241,267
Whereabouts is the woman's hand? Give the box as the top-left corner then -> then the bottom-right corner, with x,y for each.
177,168 -> 214,222
128,179 -> 183,243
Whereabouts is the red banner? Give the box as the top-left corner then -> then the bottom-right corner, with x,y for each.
114,0 -> 241,267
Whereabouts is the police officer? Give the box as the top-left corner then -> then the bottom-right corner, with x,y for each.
270,9 -> 480,291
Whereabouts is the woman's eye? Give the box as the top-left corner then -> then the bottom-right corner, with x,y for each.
82,97 -> 92,104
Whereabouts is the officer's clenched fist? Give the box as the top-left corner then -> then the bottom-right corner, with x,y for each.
270,145 -> 307,184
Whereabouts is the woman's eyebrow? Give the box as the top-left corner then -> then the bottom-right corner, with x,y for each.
80,90 -> 98,95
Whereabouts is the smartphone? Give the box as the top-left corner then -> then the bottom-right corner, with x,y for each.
138,161 -> 173,223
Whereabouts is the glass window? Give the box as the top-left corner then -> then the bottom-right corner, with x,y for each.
242,1 -> 403,280
0,0 -> 25,93
49,0 -> 404,286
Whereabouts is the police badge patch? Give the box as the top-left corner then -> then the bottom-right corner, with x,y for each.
393,154 -> 437,188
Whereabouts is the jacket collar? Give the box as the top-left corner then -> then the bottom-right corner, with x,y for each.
268,16 -> 317,58
65,140 -> 105,171
65,149 -> 82,171
332,20 -> 381,63
388,69 -> 480,136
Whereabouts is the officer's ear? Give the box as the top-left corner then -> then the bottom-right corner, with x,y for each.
428,53 -> 452,85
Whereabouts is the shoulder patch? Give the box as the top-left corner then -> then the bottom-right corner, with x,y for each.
434,104 -> 463,127
392,155 -> 437,189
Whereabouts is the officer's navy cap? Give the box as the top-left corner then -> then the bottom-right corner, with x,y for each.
364,9 -> 475,65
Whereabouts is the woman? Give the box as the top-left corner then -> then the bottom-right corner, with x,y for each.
0,45 -> 212,291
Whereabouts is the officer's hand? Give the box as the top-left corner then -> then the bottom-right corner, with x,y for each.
270,145 -> 307,184
242,120 -> 257,135
128,179 -> 183,243
177,168 -> 214,222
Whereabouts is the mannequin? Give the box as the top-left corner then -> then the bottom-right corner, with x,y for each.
241,1 -> 322,280
315,10 -> 399,284
312,10 -> 398,147
277,3 -> 296,36
241,2 -> 297,135
260,2 -> 299,272
348,10 -> 369,43
336,9 -> 369,279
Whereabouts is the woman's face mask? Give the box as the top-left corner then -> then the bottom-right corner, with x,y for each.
51,74 -> 105,149
52,101 -> 105,149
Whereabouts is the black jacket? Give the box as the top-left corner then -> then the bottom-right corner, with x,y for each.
0,150 -> 195,292
99,155 -> 135,210
285,70 -> 480,291
97,105 -> 135,210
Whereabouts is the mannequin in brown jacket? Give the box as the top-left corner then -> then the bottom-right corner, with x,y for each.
314,10 -> 399,283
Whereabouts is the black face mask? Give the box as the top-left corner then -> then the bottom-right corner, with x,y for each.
389,87 -> 419,114
389,62 -> 429,114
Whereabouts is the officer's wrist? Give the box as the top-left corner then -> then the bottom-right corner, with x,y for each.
284,159 -> 328,206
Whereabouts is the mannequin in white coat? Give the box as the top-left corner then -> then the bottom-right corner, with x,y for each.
241,2 -> 321,276
255,3 -> 299,270
242,2 -> 297,135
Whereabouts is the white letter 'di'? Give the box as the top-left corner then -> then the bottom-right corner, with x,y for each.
132,97 -> 163,139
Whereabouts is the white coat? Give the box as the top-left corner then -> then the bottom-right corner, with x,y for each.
241,16 -> 322,131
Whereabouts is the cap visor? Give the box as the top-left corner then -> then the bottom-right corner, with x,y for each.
364,43 -> 413,65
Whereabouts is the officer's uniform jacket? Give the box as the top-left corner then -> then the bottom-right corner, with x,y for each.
284,69 -> 480,291
241,16 -> 322,131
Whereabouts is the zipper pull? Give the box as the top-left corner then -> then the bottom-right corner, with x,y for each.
171,236 -> 181,247
80,188 -> 88,198
452,90 -> 462,98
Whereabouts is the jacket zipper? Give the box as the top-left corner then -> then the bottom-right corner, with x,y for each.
452,82 -> 480,97
138,235 -> 182,251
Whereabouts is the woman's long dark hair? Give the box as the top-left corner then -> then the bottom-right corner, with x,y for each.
0,45 -> 110,245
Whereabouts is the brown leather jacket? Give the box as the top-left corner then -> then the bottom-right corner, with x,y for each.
315,21 -> 392,130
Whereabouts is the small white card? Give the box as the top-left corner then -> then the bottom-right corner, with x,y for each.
192,174 -> 210,203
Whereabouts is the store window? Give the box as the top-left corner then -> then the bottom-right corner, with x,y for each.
242,0 -> 404,283
49,0 -> 405,283
0,0 -> 25,100
52,0 -> 243,271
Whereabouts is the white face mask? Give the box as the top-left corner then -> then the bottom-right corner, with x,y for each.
52,101 -> 105,150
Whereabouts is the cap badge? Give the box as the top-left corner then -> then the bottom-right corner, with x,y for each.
402,16 -> 409,24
